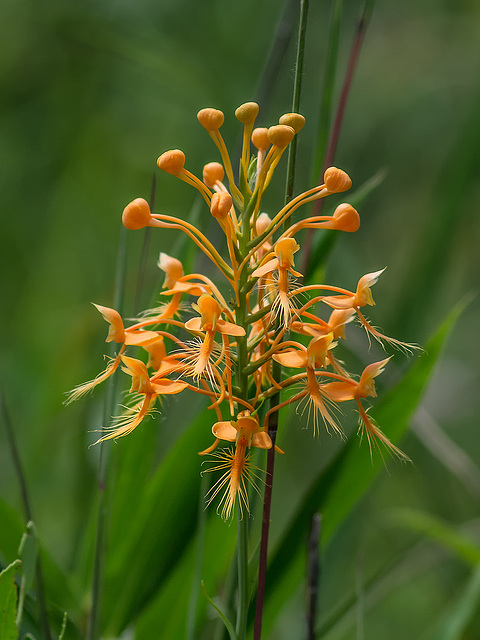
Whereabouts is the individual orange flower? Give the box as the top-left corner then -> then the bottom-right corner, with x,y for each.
201,411 -> 273,519
94,356 -> 187,443
65,305 -> 159,403
323,358 -> 409,459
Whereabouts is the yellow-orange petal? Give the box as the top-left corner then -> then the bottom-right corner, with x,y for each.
324,167 -> 352,193
157,149 -> 186,175
124,329 -> 160,347
235,102 -> 259,123
252,257 -> 278,278
158,252 -> 184,289
122,198 -> 153,230
151,378 -> 188,395
279,112 -> 305,133
272,349 -> 307,368
93,304 -> 126,343
203,162 -> 224,187
252,431 -> 273,449
216,319 -> 246,337
212,421 -> 237,442
210,192 -> 233,220
197,108 -> 224,130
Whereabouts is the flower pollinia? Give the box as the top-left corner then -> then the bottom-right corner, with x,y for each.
68,102 -> 417,518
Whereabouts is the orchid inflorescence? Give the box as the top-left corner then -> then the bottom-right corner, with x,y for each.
68,102 -> 415,519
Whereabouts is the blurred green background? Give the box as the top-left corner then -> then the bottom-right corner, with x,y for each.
1,0 -> 480,638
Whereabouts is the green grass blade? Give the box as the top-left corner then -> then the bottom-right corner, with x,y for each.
0,560 -> 21,640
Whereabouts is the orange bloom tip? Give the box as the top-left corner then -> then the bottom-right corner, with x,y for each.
356,268 -> 386,306
278,112 -> 305,133
256,212 -> 272,234
158,252 -> 184,289
203,161 -> 224,187
192,294 -> 221,331
272,349 -> 307,368
332,203 -> 360,232
120,355 -> 153,394
275,237 -> 300,268
122,198 -> 153,230
357,357 -> 392,398
235,102 -> 259,124
267,124 -> 295,148
197,107 -> 224,131
210,192 -> 233,220
251,127 -> 270,151
93,304 -> 126,343
324,167 -> 352,193
157,149 -> 185,175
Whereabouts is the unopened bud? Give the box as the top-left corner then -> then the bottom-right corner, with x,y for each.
203,162 -> 224,187
324,167 -> 352,193
268,124 -> 295,148
197,108 -> 225,131
279,112 -> 305,133
210,192 -> 232,220
235,102 -> 259,123
256,212 -> 272,235
332,203 -> 360,232
157,149 -> 185,176
251,127 -> 270,151
122,198 -> 152,230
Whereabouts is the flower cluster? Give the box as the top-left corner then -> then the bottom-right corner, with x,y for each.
68,102 -> 414,518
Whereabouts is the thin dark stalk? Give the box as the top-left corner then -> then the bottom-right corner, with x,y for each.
134,173 -> 156,313
88,223 -> 127,640
255,0 -> 299,116
301,0 -> 374,274
254,3 -> 309,638
0,382 -> 52,640
306,513 -> 321,640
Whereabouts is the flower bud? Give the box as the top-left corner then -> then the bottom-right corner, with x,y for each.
203,162 -> 224,187
210,192 -> 232,220
256,212 -> 272,235
251,127 -> 270,151
279,112 -> 305,133
197,108 -> 225,131
157,149 -> 185,176
324,167 -> 352,193
267,124 -> 295,148
235,102 -> 259,123
122,198 -> 153,230
332,203 -> 360,232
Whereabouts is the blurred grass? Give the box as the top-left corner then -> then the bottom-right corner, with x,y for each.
1,0 -> 480,638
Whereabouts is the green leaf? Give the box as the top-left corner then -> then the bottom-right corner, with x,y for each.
18,522 -> 38,593
0,560 -> 21,640
390,509 -> 480,567
201,581 -> 237,640
425,564 -> 480,640
256,300 -> 465,637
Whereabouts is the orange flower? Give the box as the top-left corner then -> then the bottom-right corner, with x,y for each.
202,411 -> 272,519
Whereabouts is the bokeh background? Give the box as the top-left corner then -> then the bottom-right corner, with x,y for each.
1,0 -> 480,638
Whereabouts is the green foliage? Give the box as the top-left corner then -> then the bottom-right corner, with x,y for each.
1,1 -> 479,639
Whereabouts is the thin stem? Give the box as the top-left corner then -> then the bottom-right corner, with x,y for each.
236,512 -> 249,640
301,0 -> 373,275
88,223 -> 127,640
306,513 -> 322,640
0,382 -> 52,640
254,3 -> 309,638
